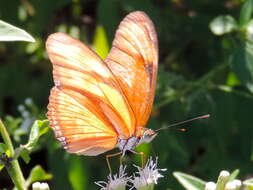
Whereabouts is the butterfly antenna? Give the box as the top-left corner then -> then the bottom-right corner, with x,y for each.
155,114 -> 210,132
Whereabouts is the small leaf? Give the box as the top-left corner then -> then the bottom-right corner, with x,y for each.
228,169 -> 240,181
20,148 -> 30,164
230,43 -> 253,93
0,143 -> 9,171
0,143 -> 8,154
173,172 -> 206,190
25,120 -> 49,151
4,115 -> 23,130
0,143 -> 11,157
26,165 -> 52,186
226,72 -> 241,86
209,15 -> 237,36
0,20 -> 35,42
93,25 -> 109,59
0,164 -> 4,171
239,0 -> 253,27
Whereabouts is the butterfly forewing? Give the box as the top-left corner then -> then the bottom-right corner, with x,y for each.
46,33 -> 136,155
105,11 -> 158,134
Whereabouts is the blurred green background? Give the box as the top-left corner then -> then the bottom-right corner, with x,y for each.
1,0 -> 253,189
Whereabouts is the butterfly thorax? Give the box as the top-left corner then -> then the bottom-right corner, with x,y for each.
117,129 -> 157,156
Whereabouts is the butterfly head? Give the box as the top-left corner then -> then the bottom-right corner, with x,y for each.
138,128 -> 157,145
118,128 -> 157,156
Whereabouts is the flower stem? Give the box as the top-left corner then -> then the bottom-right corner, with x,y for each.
0,119 -> 26,190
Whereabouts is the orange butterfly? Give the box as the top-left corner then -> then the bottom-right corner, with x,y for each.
46,11 -> 158,157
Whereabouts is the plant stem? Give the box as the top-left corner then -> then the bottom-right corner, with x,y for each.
0,119 -> 26,190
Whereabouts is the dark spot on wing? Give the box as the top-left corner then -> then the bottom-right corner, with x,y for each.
144,63 -> 153,87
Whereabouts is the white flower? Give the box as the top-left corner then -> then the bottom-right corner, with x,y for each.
32,182 -> 49,190
233,179 -> 242,188
225,180 -> 242,190
205,181 -> 216,190
25,97 -> 33,105
95,165 -> 129,190
18,105 -> 25,112
130,157 -> 167,189
219,170 -> 230,178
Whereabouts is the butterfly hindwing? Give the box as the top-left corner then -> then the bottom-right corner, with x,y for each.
47,87 -> 117,155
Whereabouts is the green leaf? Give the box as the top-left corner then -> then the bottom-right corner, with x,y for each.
0,164 -> 4,171
230,43 -> 253,93
68,156 -> 87,190
228,169 -> 240,181
0,143 -> 10,171
0,143 -> 10,155
25,120 -> 49,151
0,20 -> 35,42
239,0 -> 253,27
209,15 -> 237,36
226,72 -> 241,86
20,148 -> 30,164
26,165 -> 52,186
173,172 -> 206,190
4,115 -> 22,130
93,25 -> 109,59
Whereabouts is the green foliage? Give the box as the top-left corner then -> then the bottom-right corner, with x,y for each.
93,25 -> 109,59
228,169 -> 240,181
174,170 -> 253,190
1,0 -> 253,189
239,0 -> 253,27
13,119 -> 49,164
173,172 -> 206,190
0,143 -> 10,171
26,165 -> 52,187
24,120 -> 49,151
0,20 -> 35,42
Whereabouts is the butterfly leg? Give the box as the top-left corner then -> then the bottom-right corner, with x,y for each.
140,151 -> 146,168
106,151 -> 122,174
129,150 -> 146,168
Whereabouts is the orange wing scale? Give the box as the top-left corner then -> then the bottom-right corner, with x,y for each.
46,11 -> 158,155
106,11 -> 158,133
47,87 -> 117,155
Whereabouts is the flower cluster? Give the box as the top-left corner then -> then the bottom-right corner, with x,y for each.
96,157 -> 166,190
95,165 -> 130,190
205,170 -> 242,190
